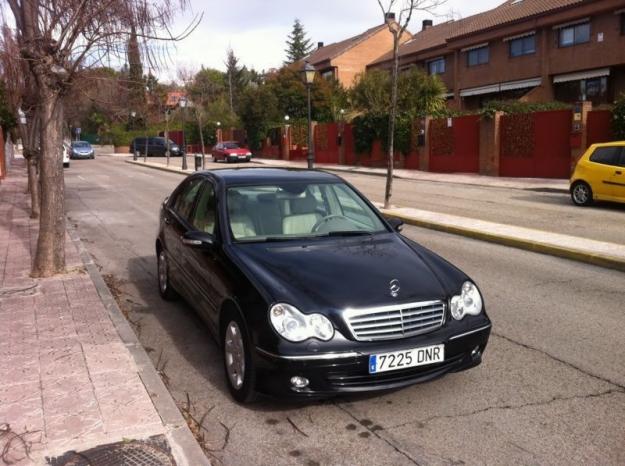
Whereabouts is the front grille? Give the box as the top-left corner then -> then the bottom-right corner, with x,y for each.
343,300 -> 445,341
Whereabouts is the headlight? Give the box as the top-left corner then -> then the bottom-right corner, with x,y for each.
269,303 -> 334,342
450,281 -> 483,320
245,152 -> 252,156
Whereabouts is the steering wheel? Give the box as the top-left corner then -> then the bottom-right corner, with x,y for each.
312,214 -> 352,232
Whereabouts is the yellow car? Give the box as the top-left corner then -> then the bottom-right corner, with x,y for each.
570,142 -> 625,206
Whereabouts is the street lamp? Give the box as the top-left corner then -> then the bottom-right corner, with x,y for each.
179,96 -> 188,170
216,121 -> 221,145
300,62 -> 316,169
338,109 -> 345,165
130,111 -> 138,160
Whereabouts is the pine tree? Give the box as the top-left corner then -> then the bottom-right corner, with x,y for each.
127,23 -> 145,128
284,19 -> 313,65
225,47 -> 245,112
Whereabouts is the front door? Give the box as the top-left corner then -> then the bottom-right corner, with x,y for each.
185,180 -> 221,330
587,146 -> 623,199
164,177 -> 203,298
608,147 -> 625,201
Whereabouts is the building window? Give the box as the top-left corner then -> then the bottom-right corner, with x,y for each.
467,46 -> 489,66
428,58 -> 445,75
558,22 -> 590,47
554,76 -> 608,104
509,35 -> 535,57
320,69 -> 335,80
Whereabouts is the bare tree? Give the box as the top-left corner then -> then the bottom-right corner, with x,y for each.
4,0 -> 199,277
377,0 -> 444,208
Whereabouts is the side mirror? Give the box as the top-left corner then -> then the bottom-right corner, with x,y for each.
387,217 -> 404,232
181,230 -> 215,249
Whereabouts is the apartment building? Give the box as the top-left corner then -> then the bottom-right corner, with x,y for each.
369,0 -> 625,109
306,13 -> 411,88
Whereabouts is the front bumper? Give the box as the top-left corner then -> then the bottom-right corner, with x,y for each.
253,323 -> 491,398
71,152 -> 93,159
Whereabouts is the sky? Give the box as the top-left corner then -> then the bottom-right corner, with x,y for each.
160,0 -> 504,82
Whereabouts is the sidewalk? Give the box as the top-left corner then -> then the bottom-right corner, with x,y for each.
0,161 -> 209,465
125,158 -> 625,272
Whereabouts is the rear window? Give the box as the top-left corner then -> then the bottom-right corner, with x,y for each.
589,147 -> 622,166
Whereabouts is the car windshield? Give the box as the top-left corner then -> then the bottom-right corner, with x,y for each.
227,182 -> 387,241
72,141 -> 90,148
224,143 -> 240,149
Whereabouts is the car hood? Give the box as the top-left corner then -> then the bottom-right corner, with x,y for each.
231,233 -> 458,312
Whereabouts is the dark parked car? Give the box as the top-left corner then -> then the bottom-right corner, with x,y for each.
156,168 -> 491,402
70,140 -> 95,159
211,141 -> 252,163
130,137 -> 183,157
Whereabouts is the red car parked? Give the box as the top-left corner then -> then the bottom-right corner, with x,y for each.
211,141 -> 252,163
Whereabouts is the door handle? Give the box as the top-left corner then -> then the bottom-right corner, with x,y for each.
181,237 -> 203,246
615,171 -> 622,175
164,217 -> 171,225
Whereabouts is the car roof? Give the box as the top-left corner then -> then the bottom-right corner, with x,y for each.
72,140 -> 90,144
198,167 -> 342,186
590,141 -> 625,148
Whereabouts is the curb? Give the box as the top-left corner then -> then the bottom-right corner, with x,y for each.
381,210 -> 625,273
67,225 -> 211,466
124,159 -> 624,273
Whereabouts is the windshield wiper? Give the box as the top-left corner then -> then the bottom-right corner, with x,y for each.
325,230 -> 373,237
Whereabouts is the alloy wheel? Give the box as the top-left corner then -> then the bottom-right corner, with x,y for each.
158,250 -> 168,293
225,321 -> 246,390
572,183 -> 590,205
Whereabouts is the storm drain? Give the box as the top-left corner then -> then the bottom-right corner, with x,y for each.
47,435 -> 176,466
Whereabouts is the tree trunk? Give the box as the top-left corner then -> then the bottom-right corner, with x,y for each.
32,89 -> 65,277
20,115 -> 41,218
384,34 -> 400,209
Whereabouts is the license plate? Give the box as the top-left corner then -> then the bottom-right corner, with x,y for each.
238,155 -> 247,159
368,344 -> 444,374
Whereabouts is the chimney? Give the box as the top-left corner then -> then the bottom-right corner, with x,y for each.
317,41 -> 324,49
422,19 -> 433,30
385,12 -> 396,22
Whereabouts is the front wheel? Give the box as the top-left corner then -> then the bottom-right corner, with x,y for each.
223,312 -> 257,403
571,181 -> 593,206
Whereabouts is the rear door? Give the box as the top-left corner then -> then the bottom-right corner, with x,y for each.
588,146 -> 623,199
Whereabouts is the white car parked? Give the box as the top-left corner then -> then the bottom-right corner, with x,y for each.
63,141 -> 70,168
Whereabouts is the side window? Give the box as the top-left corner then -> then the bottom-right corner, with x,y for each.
190,182 -> 217,234
589,147 -> 622,166
173,178 -> 203,221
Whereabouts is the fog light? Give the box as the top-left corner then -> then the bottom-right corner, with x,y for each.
471,346 -> 481,357
290,376 -> 309,389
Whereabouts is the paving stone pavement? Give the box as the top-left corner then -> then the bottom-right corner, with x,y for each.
0,161 -> 208,466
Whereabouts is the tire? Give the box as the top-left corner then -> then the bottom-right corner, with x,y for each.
571,181 -> 593,206
222,311 -> 257,403
157,248 -> 179,300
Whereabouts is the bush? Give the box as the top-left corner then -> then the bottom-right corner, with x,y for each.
481,100 -> 570,119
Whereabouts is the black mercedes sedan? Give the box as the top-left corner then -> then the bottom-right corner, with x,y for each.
156,168 -> 491,403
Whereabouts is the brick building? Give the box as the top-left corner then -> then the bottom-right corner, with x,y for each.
306,14 -> 411,88
369,0 -> 625,109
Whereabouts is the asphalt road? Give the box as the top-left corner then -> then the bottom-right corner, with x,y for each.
65,156 -> 625,465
